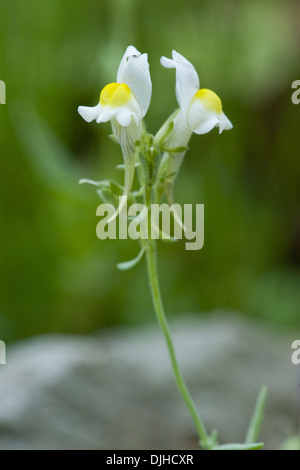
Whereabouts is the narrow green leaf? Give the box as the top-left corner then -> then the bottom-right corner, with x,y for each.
117,162 -> 141,171
214,442 -> 264,451
116,248 -> 145,271
109,181 -> 125,196
245,386 -> 268,444
200,429 -> 218,450
79,178 -> 100,187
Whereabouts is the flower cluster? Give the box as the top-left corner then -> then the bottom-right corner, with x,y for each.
77,49 -> 268,452
78,46 -> 233,219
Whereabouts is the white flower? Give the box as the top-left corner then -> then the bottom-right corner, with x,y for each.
78,45 -> 151,128
78,45 -> 152,221
160,50 -> 233,135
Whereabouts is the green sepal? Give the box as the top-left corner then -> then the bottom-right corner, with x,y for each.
158,171 -> 177,184
154,108 -> 179,147
108,134 -> 118,144
96,187 -> 119,207
138,153 -> 149,179
96,180 -> 136,207
159,119 -> 174,145
161,146 -> 188,154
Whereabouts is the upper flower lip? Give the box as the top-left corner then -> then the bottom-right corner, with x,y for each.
78,45 -> 152,127
161,51 -> 200,120
117,46 -> 152,118
161,50 -> 233,135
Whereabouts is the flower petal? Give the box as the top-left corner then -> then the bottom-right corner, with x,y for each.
217,112 -> 233,134
193,117 -> 219,135
116,109 -> 133,127
96,106 -> 116,123
117,46 -> 141,83
111,118 -> 142,162
78,104 -> 101,123
117,49 -> 152,118
161,50 -> 200,122
187,98 -> 219,134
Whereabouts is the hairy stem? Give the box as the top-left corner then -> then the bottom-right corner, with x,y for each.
145,239 -> 209,446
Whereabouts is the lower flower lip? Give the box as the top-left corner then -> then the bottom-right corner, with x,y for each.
192,89 -> 223,114
100,82 -> 132,108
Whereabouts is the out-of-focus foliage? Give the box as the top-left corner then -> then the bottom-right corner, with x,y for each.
0,0 -> 299,341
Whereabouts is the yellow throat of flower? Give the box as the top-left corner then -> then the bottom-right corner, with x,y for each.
100,83 -> 132,107
193,89 -> 222,113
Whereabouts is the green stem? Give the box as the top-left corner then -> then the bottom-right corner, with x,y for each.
145,239 -> 209,446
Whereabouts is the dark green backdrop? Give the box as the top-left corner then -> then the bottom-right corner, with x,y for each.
0,0 -> 299,341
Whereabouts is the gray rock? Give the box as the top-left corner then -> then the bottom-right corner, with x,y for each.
0,313 -> 299,450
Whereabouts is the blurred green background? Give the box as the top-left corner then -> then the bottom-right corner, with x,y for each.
0,0 -> 299,342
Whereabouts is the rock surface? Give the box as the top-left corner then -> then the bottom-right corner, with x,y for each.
0,313 -> 299,450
